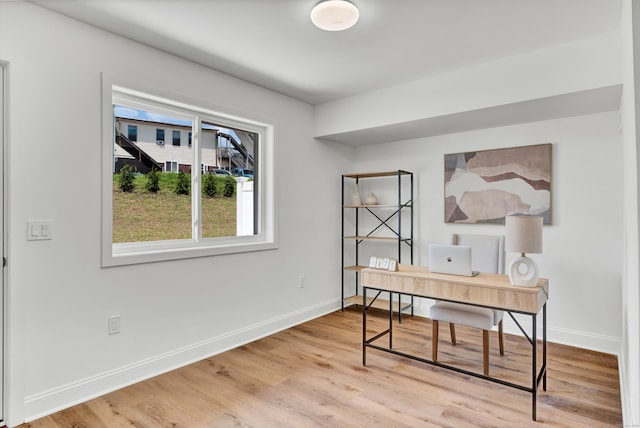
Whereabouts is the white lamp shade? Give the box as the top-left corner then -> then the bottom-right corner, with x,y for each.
310,0 -> 359,31
505,215 -> 543,254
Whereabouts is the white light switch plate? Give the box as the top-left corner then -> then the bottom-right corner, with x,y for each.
27,220 -> 52,241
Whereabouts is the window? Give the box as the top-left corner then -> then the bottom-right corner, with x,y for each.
164,161 -> 179,173
156,128 -> 165,144
102,76 -> 275,266
128,125 -> 137,142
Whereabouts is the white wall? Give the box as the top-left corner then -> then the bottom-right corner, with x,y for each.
0,3 -> 353,425
621,1 -> 640,426
352,112 -> 623,352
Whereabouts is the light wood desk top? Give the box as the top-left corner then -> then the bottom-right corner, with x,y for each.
362,264 -> 549,314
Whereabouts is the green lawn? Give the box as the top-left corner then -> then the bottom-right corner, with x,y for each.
113,174 -> 236,243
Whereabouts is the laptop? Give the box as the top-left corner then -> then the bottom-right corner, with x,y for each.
428,244 -> 479,276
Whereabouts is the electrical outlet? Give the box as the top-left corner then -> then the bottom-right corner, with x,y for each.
298,275 -> 305,288
108,315 -> 121,335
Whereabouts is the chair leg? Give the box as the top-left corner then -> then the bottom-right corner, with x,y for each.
432,320 -> 439,362
483,329 -> 490,376
449,323 -> 457,345
498,319 -> 504,356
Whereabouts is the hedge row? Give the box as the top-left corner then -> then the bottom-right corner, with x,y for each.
117,165 -> 236,197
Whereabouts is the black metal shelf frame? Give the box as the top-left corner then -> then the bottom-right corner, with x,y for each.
341,170 -> 414,320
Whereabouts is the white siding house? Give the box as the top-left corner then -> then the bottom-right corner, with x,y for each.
115,118 -> 220,173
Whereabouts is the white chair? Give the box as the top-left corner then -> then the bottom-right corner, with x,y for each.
430,234 -> 505,375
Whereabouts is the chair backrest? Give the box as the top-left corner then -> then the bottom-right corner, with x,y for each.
450,234 -> 504,274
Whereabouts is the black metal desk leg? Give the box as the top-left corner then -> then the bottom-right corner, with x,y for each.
543,303 -> 547,391
532,313 -> 537,421
389,292 -> 393,348
362,288 -> 367,366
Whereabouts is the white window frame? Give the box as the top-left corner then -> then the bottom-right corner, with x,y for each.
164,161 -> 178,173
101,74 -> 276,267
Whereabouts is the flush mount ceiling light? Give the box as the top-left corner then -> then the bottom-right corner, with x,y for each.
310,0 -> 359,31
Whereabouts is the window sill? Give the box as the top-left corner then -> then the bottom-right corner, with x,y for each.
102,237 -> 277,267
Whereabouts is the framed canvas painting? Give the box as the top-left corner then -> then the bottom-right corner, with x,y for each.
444,144 -> 551,224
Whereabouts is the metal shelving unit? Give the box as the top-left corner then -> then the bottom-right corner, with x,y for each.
341,170 -> 414,319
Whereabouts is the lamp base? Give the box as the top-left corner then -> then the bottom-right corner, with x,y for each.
508,255 -> 539,287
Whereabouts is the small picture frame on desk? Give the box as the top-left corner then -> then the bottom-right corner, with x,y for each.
368,256 -> 398,271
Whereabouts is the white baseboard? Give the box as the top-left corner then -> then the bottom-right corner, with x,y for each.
542,324 -> 620,355
618,352 -> 637,428
22,298 -> 341,423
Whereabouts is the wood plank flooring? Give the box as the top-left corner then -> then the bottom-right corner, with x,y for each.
19,308 -> 622,427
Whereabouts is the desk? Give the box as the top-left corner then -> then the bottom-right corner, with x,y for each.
361,264 -> 548,421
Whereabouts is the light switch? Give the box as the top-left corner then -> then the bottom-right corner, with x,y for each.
40,222 -> 50,237
27,221 -> 52,241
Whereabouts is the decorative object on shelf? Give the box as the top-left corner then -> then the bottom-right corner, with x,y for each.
368,257 -> 398,272
505,215 -> 543,287
352,183 -> 363,206
364,192 -> 379,205
444,144 -> 551,224
310,0 -> 359,32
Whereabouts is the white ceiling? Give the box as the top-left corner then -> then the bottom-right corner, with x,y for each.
33,0 -> 621,105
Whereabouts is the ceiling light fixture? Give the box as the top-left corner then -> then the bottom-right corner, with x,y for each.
310,0 -> 359,32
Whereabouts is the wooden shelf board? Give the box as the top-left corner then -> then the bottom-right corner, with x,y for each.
343,235 -> 398,241
344,295 -> 412,312
343,204 -> 399,209
343,265 -> 367,272
343,170 -> 412,179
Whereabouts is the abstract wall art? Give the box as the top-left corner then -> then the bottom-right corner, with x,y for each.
444,144 -> 551,224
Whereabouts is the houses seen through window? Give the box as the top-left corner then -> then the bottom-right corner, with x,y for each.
104,80 -> 273,266
112,104 -> 258,243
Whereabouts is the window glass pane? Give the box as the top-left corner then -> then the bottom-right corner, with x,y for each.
128,125 -> 137,141
113,106 -> 193,242
172,130 -> 180,146
164,161 -> 178,173
201,121 -> 257,238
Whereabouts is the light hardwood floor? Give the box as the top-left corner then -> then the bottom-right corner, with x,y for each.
20,308 -> 622,427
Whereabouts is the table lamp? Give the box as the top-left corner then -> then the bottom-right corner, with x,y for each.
505,215 -> 543,287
